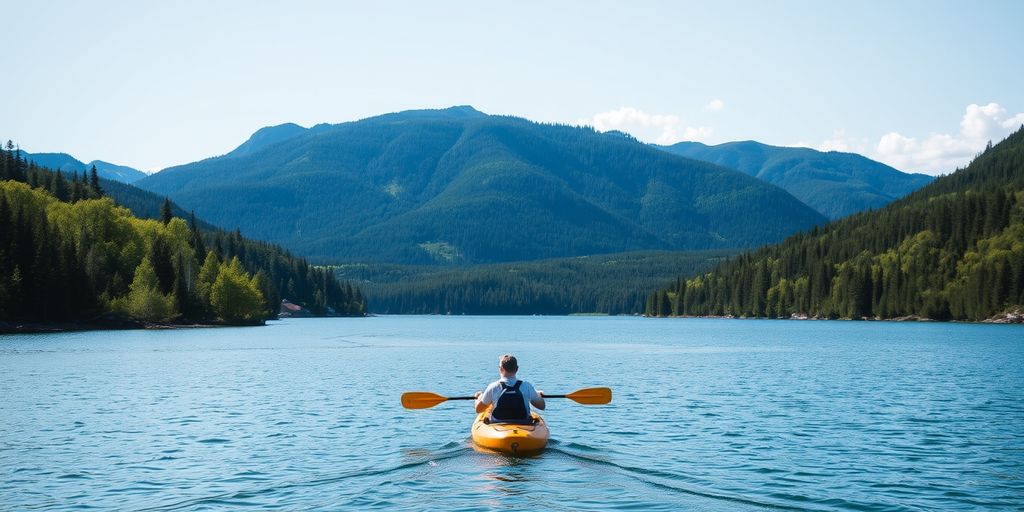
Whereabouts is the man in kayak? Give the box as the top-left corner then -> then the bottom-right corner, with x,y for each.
474,354 -> 545,424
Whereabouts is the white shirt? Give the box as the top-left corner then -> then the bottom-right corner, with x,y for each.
477,376 -> 541,419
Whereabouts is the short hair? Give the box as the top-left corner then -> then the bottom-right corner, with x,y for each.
500,354 -> 518,372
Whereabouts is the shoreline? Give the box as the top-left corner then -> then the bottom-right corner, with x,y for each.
0,313 -> 370,335
3,311 -> 1020,334
645,312 -> 1024,324
0,320 -> 262,335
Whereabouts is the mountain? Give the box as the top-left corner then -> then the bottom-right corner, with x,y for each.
226,123 -> 309,158
137,106 -> 826,264
22,151 -> 147,183
89,160 -> 147,183
658,141 -> 934,219
646,128 -> 1024,321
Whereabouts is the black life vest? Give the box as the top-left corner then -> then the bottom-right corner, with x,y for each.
490,380 -> 530,424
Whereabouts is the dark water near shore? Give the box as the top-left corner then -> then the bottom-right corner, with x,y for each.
1,317 -> 1022,510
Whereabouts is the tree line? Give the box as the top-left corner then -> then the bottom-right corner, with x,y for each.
339,250 -> 734,315
646,128 -> 1024,321
1,142 -> 365,325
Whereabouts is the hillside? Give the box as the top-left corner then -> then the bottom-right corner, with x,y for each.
336,249 -> 738,315
22,151 -> 148,183
0,144 -> 365,326
646,128 -> 1024,321
659,141 -> 933,219
136,107 -> 826,264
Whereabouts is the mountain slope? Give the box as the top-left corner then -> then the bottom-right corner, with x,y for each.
659,141 -> 933,219
0,144 -> 366,323
137,107 -> 826,264
646,127 -> 1024,321
338,249 -> 738,315
23,151 -> 147,183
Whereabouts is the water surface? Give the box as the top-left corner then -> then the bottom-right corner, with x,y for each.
1,317 -> 1022,510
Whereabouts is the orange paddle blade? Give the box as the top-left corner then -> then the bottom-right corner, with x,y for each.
566,387 -> 612,405
401,392 -> 449,409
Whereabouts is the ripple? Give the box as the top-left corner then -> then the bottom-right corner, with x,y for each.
2,318 -> 1022,511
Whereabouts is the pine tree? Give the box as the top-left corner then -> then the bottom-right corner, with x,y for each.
160,198 -> 173,225
89,165 -> 103,197
188,211 -> 206,257
149,236 -> 175,295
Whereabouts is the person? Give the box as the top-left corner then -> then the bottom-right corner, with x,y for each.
474,354 -> 545,424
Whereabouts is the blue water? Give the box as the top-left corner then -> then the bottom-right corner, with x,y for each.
1,317 -> 1022,511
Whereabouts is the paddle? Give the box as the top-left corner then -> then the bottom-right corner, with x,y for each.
401,387 -> 612,409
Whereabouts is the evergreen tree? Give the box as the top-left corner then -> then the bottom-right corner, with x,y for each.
160,197 -> 173,225
89,165 -> 103,197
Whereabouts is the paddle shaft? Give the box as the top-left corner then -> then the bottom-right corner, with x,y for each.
453,394 -> 582,399
401,386 -> 610,409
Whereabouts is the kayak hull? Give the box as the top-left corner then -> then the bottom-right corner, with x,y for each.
471,411 -> 549,455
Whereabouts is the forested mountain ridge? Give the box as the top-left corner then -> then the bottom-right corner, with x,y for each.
659,140 -> 934,219
646,127 -> 1024,322
22,151 -> 148,183
337,249 -> 738,315
137,106 -> 826,264
0,143 -> 365,327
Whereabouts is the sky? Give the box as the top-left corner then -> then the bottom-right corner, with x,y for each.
2,0 -> 1022,175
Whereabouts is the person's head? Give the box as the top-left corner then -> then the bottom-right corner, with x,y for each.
499,354 -> 518,377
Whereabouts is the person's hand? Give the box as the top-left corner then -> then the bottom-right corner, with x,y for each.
537,390 -> 545,397
473,391 -> 482,399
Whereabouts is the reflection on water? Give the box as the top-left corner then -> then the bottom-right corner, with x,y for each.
1,316 -> 1022,511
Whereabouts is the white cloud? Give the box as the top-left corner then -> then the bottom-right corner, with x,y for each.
816,129 -> 870,153
576,107 -> 713,145
873,103 -> 1023,174
704,99 -> 725,112
810,103 -> 1024,175
683,126 -> 714,140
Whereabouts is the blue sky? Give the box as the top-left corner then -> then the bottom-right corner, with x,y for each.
2,0 -> 1022,174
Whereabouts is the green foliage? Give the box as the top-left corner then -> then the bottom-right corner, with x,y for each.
646,128 -> 1024,321
210,257 -> 265,323
196,250 -> 220,307
0,142 -> 366,324
136,107 -> 826,264
660,140 -> 934,219
111,257 -> 175,321
335,250 -> 735,315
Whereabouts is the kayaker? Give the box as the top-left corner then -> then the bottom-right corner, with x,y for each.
474,354 -> 545,424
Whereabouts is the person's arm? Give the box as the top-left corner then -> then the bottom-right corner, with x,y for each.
474,389 -> 491,413
531,386 -> 546,410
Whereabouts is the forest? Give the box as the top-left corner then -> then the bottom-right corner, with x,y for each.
646,128 -> 1024,322
336,249 -> 736,315
0,142 -> 365,327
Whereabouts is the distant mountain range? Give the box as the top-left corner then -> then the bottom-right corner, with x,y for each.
22,151 -> 147,183
136,106 -> 827,264
658,141 -> 933,219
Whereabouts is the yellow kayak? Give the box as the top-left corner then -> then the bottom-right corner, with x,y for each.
471,410 -> 549,455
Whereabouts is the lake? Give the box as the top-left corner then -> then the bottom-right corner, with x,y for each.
1,316 -> 1022,511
